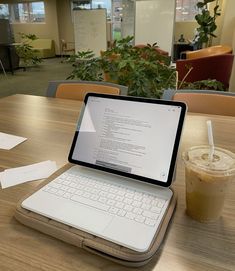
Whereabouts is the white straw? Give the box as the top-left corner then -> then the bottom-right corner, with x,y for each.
207,120 -> 214,161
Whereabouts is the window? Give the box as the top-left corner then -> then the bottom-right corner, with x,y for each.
0,2 -> 45,23
72,0 -> 111,19
0,4 -> 10,19
176,0 -> 199,21
72,0 -> 91,10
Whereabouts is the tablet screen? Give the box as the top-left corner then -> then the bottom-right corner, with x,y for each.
69,94 -> 186,187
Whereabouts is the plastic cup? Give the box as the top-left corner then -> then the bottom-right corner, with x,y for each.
182,145 -> 235,222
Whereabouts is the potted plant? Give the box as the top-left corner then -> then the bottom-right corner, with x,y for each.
177,65 -> 227,91
179,79 -> 226,91
15,33 -> 43,68
67,36 -> 177,99
194,0 -> 221,48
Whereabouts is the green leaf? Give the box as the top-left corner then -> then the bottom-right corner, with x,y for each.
196,2 -> 205,9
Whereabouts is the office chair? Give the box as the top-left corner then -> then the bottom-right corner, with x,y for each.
162,89 -> 235,116
46,80 -> 128,101
176,54 -> 234,89
0,58 -> 7,77
184,45 -> 232,60
60,39 -> 75,58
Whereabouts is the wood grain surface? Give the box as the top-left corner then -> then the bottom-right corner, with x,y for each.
0,94 -> 234,271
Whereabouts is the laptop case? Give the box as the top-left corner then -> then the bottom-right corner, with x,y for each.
14,163 -> 177,267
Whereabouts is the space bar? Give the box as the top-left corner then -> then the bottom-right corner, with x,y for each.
71,195 -> 109,211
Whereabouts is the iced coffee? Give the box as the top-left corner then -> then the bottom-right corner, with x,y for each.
182,146 -> 235,222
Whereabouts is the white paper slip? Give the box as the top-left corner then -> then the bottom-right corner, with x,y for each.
0,132 -> 27,150
0,160 -> 57,189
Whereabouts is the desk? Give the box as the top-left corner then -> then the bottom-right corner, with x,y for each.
0,94 -> 234,271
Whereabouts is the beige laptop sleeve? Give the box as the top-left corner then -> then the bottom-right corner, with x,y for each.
15,163 -> 177,267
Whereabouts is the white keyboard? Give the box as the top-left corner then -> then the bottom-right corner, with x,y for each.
42,172 -> 168,227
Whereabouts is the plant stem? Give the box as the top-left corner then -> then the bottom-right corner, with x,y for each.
178,67 -> 193,89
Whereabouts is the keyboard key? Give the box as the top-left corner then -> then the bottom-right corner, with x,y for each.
102,187 -> 109,192
94,184 -> 101,189
54,178 -> 64,184
99,191 -> 108,197
150,206 -> 162,213
142,203 -> 151,210
56,190 -> 65,196
115,202 -> 124,209
133,194 -> 142,201
115,195 -> 124,202
91,188 -> 99,194
125,212 -> 136,220
126,193 -> 134,199
151,200 -> 159,206
67,176 -> 74,181
77,184 -> 85,190
124,205 -> 133,212
80,179 -> 88,185
60,185 -> 69,191
142,198 -> 151,204
63,192 -> 72,199
117,209 -> 126,217
107,193 -> 115,199
123,198 -> 132,205
90,194 -> 99,201
68,188 -> 76,194
158,200 -> 165,208
109,207 -> 118,214
75,190 -> 83,196
62,180 -> 70,186
69,182 -> 77,188
135,215 -> 145,223
132,200 -> 142,208
117,190 -> 125,196
83,192 -> 91,198
98,197 -> 107,204
107,199 -> 115,206
133,208 -> 142,215
110,188 -> 118,194
145,218 -> 156,227
142,211 -> 159,220
48,187 -> 58,194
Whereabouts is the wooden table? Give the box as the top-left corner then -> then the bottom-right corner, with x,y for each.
0,94 -> 234,271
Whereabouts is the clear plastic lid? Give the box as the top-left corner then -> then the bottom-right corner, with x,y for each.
182,145 -> 235,176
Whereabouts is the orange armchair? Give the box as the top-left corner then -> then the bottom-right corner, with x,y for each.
185,45 -> 232,59
46,80 -> 128,101
176,54 -> 234,89
134,44 -> 169,56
